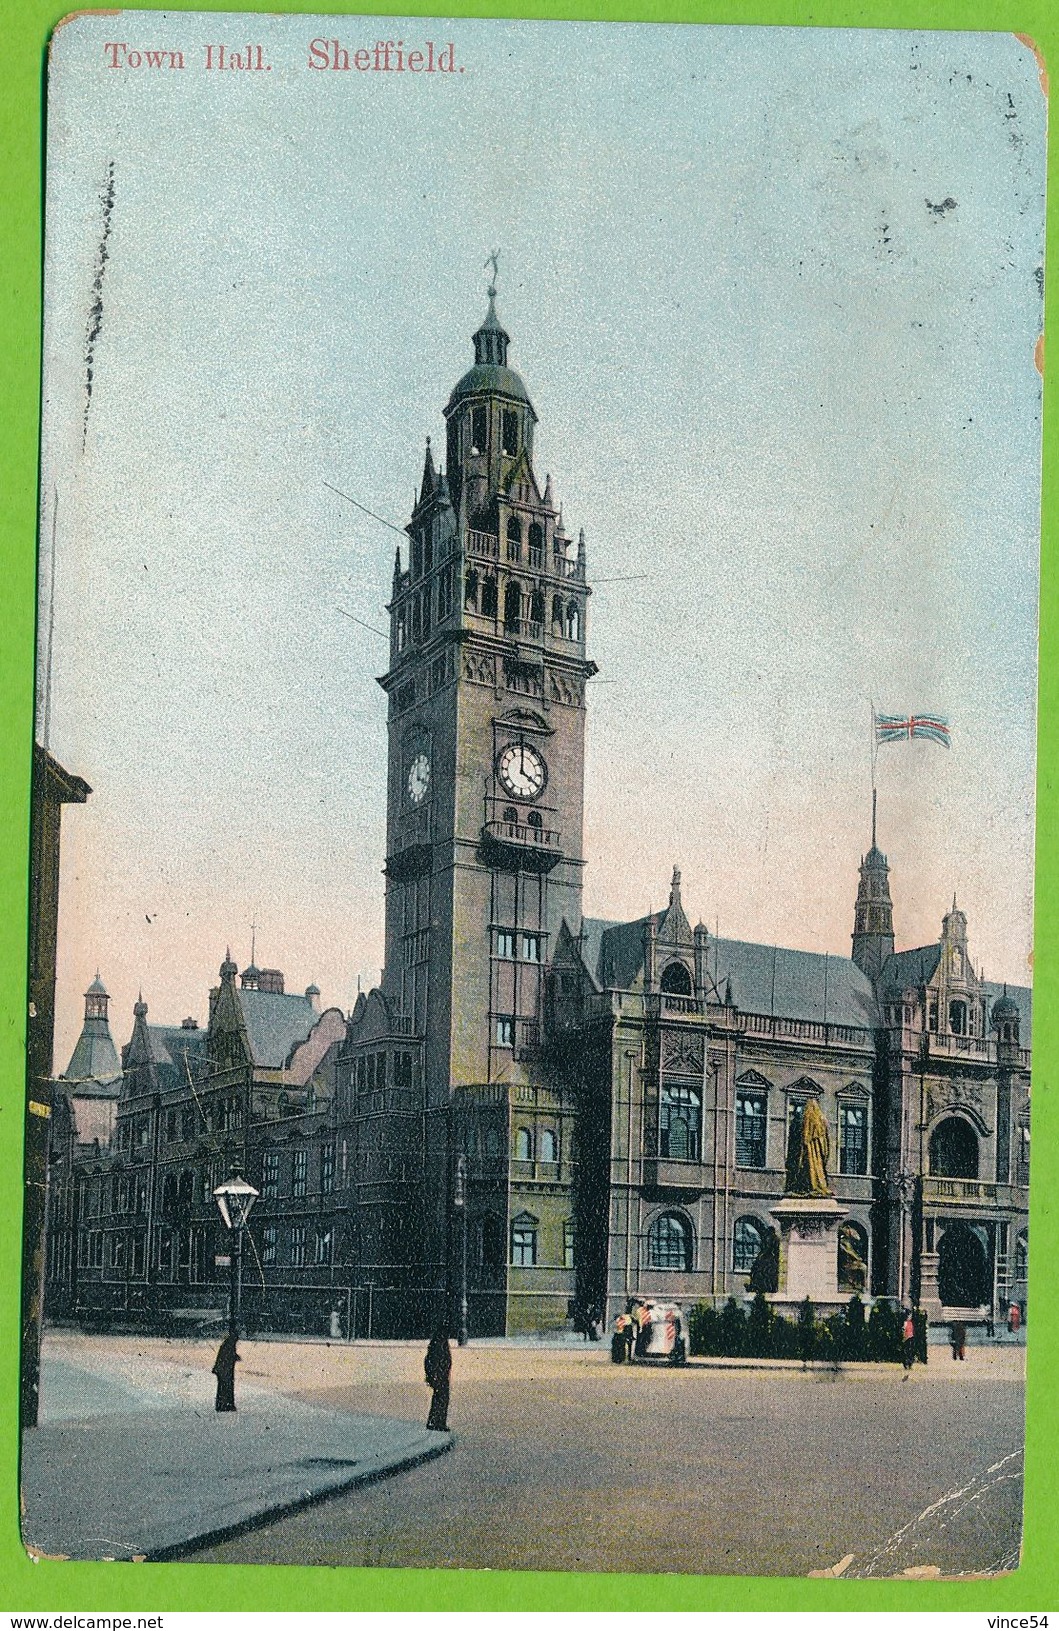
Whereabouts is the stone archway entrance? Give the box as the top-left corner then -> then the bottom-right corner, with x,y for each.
937,1221 -> 990,1308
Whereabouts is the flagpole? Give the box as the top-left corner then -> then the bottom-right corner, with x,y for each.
870,698 -> 878,847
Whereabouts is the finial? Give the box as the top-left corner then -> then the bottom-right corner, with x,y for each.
871,787 -> 877,849
671,866 -> 682,897
485,248 -> 500,298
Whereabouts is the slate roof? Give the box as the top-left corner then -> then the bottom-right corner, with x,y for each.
880,944 -> 942,993
581,915 -> 879,1029
239,989 -> 320,1069
713,939 -> 880,1030
63,1020 -> 121,1088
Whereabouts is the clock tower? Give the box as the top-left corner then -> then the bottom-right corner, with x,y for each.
375,280 -> 595,1303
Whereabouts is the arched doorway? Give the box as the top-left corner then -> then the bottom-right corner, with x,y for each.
937,1222 -> 990,1307
928,1116 -> 979,1178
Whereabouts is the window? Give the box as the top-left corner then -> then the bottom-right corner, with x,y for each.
182,1107 -> 195,1141
496,930 -> 516,959
484,1126 -> 503,1157
315,1227 -> 334,1266
949,999 -> 968,1036
506,516 -> 522,560
521,933 -> 542,962
660,961 -> 692,996
528,522 -> 544,563
928,1116 -> 979,1179
733,1215 -> 765,1275
482,575 -> 498,618
1015,1231 -> 1028,1282
496,1016 -> 515,1048
529,589 -> 545,628
471,404 -> 487,453
262,1149 -> 280,1198
515,1126 -> 533,1161
540,1129 -> 558,1165
1018,1123 -> 1030,1169
504,580 -> 522,634
736,1088 -> 768,1168
552,594 -> 564,633
292,1148 -> 308,1198
321,1141 -> 335,1195
563,1219 -> 575,1269
166,1109 -> 178,1142
290,1224 -> 307,1268
502,409 -> 519,456
648,1211 -> 692,1271
660,1082 -> 701,1161
108,1233 -> 125,1271
510,1213 -> 538,1266
566,601 -> 580,640
527,810 -> 543,831
464,568 -> 479,610
839,1103 -> 867,1175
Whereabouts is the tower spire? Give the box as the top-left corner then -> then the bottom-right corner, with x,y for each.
851,802 -> 895,981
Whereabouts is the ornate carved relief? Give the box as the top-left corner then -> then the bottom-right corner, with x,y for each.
548,670 -> 583,707
462,650 -> 496,687
661,1032 -> 705,1074
926,1076 -> 986,1123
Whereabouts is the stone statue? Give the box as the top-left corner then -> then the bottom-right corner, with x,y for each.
838,1223 -> 867,1292
788,1097 -> 833,1197
747,1225 -> 780,1293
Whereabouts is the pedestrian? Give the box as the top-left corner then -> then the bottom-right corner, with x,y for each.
950,1319 -> 967,1361
212,1332 -> 240,1412
1008,1301 -> 1022,1339
901,1311 -> 915,1375
425,1327 -> 452,1431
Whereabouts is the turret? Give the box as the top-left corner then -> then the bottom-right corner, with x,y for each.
851,791 -> 895,981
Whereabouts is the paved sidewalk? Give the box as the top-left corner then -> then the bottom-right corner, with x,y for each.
21,1346 -> 453,1562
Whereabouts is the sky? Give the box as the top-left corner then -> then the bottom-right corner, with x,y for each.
41,14 -> 1045,1070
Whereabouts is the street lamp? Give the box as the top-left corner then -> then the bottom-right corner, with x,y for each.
213,1161 -> 259,1342
453,1151 -> 469,1347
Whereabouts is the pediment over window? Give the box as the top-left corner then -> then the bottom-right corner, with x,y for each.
786,1076 -> 823,1098
839,1080 -> 870,1099
511,1209 -> 539,1226
495,707 -> 551,736
736,1070 -> 771,1090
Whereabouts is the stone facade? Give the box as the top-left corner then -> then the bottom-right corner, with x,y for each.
45,297 -> 1031,1338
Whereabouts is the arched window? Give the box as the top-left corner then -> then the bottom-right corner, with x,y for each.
527,810 -> 543,830
502,806 -> 518,827
838,1220 -> 869,1291
504,580 -> 522,634
529,589 -> 545,629
396,607 -> 407,651
471,404 -> 487,454
502,410 -> 519,457
660,1083 -> 701,1161
928,1116 -> 979,1179
506,517 -> 523,560
515,1126 -> 533,1161
733,1215 -> 765,1275
647,1211 -> 692,1271
464,568 -> 479,610
552,594 -> 565,634
540,1129 -> 558,1164
481,575 -> 498,618
660,961 -> 692,996
528,522 -> 544,563
566,601 -> 580,640
949,999 -> 968,1036
1014,1230 -> 1028,1283
484,1126 -> 502,1158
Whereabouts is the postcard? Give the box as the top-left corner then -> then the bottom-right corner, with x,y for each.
21,11 -> 1043,1576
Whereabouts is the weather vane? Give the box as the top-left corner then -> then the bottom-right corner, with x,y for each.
485,248 -> 500,297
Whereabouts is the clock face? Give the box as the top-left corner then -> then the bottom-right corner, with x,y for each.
407,752 -> 431,805
497,742 -> 546,800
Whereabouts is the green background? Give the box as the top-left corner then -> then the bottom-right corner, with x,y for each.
1,0 -> 1054,1612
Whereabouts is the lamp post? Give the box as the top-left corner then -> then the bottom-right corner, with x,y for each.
454,1151 -> 469,1346
213,1161 -> 259,1343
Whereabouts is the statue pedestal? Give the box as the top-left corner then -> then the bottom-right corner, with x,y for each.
768,1195 -> 848,1313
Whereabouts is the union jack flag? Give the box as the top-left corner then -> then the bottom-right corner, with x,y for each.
874,711 -> 951,749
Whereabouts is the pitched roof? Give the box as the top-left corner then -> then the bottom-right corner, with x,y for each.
713,939 -> 879,1029
239,988 -> 320,1068
62,1020 -> 121,1088
583,915 -> 879,1029
880,944 -> 942,992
